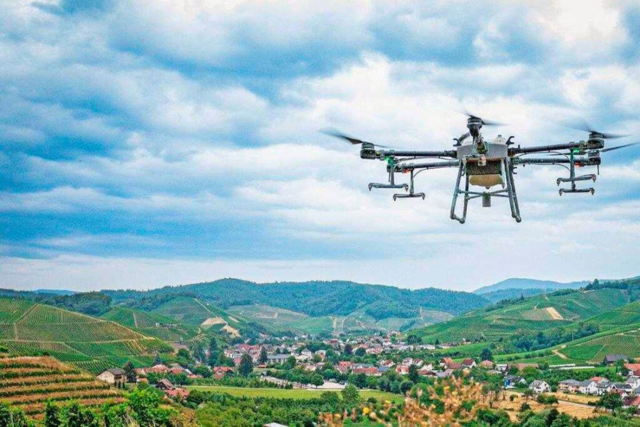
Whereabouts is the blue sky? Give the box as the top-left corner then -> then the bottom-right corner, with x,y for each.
2,0 -> 640,291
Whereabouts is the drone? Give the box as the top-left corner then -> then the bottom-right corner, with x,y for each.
323,114 -> 638,224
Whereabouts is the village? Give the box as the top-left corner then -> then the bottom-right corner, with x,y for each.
94,333 -> 640,412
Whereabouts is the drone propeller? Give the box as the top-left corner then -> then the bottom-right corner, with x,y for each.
562,119 -> 630,139
600,142 -> 640,153
320,128 -> 394,149
461,110 -> 505,127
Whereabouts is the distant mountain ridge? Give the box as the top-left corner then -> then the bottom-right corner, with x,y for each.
105,278 -> 490,319
473,278 -> 589,295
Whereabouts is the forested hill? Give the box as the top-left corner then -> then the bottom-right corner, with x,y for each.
473,278 -> 588,294
105,279 -> 490,320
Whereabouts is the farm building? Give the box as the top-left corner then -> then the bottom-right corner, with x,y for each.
96,368 -> 125,385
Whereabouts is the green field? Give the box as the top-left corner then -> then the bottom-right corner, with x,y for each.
151,296 -> 250,337
411,288 -> 632,343
102,306 -> 200,342
186,386 -> 404,403
227,303 -> 449,335
0,299 -> 172,374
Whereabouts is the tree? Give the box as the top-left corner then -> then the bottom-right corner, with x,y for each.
285,355 -> 297,369
153,352 -> 162,365
190,341 -> 205,363
259,347 -> 268,364
311,373 -> 324,387
598,392 -> 623,414
343,344 -> 353,356
408,364 -> 420,384
64,402 -> 99,427
44,401 -> 61,427
341,384 -> 360,404
407,334 -> 421,344
208,337 -> 219,366
354,347 -> 366,357
124,361 -> 137,383
239,353 -> 253,377
400,380 -> 414,394
480,348 -> 493,362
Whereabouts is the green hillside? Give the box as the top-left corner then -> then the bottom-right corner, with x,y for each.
411,288 -> 631,343
150,296 -> 254,338
106,279 -> 489,319
0,298 -> 172,374
101,306 -> 199,342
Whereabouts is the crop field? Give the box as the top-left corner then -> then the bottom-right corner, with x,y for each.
186,386 -> 405,403
102,307 -> 199,343
0,299 -> 173,374
563,330 -> 640,362
0,355 -> 123,417
413,288 -> 630,344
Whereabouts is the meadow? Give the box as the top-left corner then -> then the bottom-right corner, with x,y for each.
186,385 -> 405,403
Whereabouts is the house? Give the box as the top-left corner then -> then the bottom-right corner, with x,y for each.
156,379 -> 175,390
623,396 -> 640,409
165,388 -> 189,400
264,423 -> 289,427
396,365 -> 409,375
267,354 -> 289,365
461,358 -> 476,369
604,354 -> 628,365
440,357 -> 454,368
480,360 -> 494,369
529,380 -> 551,394
149,364 -> 169,374
559,380 -> 581,393
504,375 -> 526,389
595,379 -> 612,396
579,380 -> 598,395
436,369 -> 454,379
96,368 -> 125,385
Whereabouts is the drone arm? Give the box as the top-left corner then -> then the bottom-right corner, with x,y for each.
513,156 -> 601,167
510,140 -> 603,155
391,160 -> 460,172
379,149 -> 458,159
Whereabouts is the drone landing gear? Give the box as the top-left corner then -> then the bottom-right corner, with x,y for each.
369,167 -> 408,192
369,183 -> 408,191
450,158 -> 522,224
559,188 -> 595,196
556,151 -> 596,196
393,170 -> 425,201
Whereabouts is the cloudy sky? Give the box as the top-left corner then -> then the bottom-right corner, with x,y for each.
2,0 -> 640,292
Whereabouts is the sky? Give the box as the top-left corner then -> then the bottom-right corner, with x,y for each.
1,0 -> 640,292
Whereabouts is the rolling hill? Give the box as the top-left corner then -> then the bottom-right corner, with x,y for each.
0,298 -> 172,374
104,279 -> 489,335
473,278 -> 588,294
101,306 -> 200,342
411,287 -> 632,344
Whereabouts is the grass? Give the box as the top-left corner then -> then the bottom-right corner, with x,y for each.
413,288 -> 632,344
101,307 -> 200,342
186,386 -> 405,403
0,298 -> 173,374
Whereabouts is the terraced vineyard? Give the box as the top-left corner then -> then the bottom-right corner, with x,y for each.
411,288 -> 632,343
151,296 -> 247,337
102,306 -> 200,342
0,354 -> 123,417
0,299 -> 173,374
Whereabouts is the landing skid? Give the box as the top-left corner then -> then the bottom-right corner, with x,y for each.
450,158 -> 521,224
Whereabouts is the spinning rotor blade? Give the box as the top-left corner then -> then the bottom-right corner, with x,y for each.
461,109 -> 506,127
562,119 -> 630,139
320,128 -> 393,148
601,142 -> 640,153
